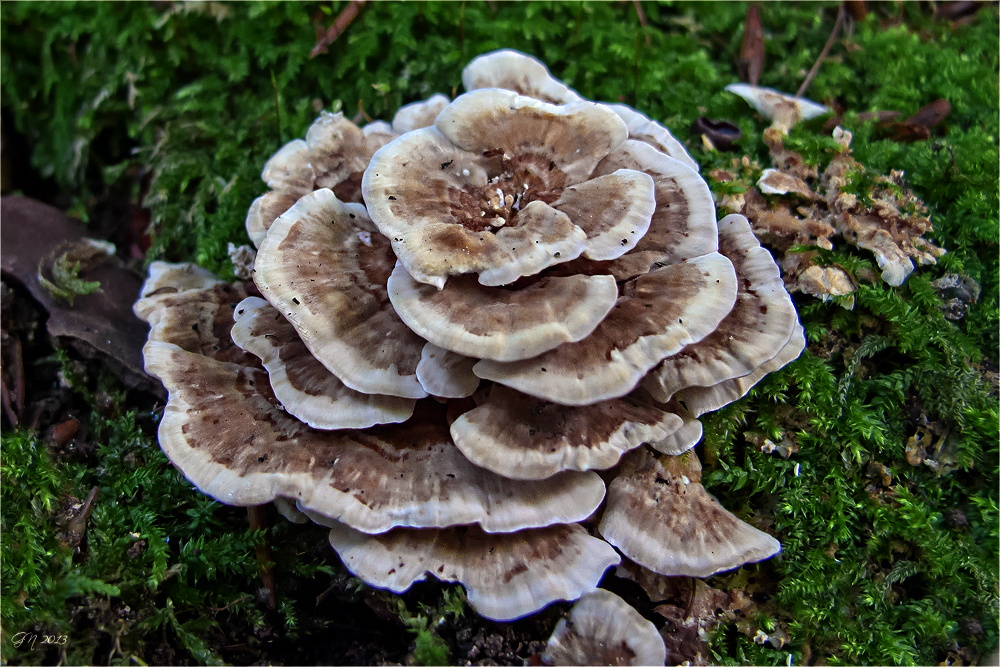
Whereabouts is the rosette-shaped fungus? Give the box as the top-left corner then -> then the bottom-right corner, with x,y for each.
135,50 -> 802,626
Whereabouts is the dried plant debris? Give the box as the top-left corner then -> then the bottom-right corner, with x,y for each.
725,127 -> 945,298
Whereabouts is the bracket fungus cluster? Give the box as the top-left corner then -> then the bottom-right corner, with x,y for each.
135,50 -> 803,633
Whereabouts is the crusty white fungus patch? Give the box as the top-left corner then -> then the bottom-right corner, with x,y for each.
725,83 -> 828,134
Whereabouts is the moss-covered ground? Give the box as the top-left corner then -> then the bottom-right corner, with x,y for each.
2,2 -> 997,665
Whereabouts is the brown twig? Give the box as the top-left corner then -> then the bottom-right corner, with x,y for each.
247,505 -> 278,611
0,373 -> 17,426
315,582 -> 338,607
12,337 -> 23,423
209,594 -> 251,614
683,576 -> 697,620
796,4 -> 846,98
310,0 -> 367,59
486,0 -> 497,13
357,99 -> 373,124
632,0 -> 652,46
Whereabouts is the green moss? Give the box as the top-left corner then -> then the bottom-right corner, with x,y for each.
384,587 -> 466,666
2,2 -> 997,664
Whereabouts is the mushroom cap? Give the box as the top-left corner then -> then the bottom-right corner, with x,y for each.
261,138 -> 315,191
604,102 -> 700,173
647,405 -> 703,456
462,49 -> 583,105
134,274 -> 257,368
599,448 -> 781,577
363,91 -> 637,289
137,261 -> 223,300
387,262 -> 619,362
542,589 -> 667,666
144,341 -> 606,534
435,89 -> 627,186
676,323 -> 806,417
327,521 -> 620,622
361,120 -> 398,153
231,297 -> 417,429
254,188 -> 428,399
391,93 -> 450,134
246,110 -> 399,249
558,139 -> 717,281
725,83 -> 828,131
473,252 -> 738,406
305,110 -> 371,191
641,214 -> 799,402
362,126 -> 583,290
450,384 -> 683,480
246,190 -> 305,248
551,169 -> 658,262
415,342 -> 480,399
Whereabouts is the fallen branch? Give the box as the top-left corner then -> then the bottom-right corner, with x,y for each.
796,4 -> 845,98
632,0 -> 652,46
310,0 -> 367,59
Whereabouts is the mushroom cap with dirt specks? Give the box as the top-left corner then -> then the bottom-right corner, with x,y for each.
230,297 -> 418,429
254,188 -> 428,399
543,588 -> 667,666
725,83 -> 829,132
142,341 -> 607,534
362,89 -> 658,289
326,521 -> 620,622
462,49 -> 584,105
599,448 -> 781,578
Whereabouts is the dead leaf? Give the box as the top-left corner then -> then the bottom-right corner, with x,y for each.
0,196 -> 161,395
845,0 -> 868,21
936,1 -> 984,22
906,98 -> 951,127
691,117 -> 742,151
